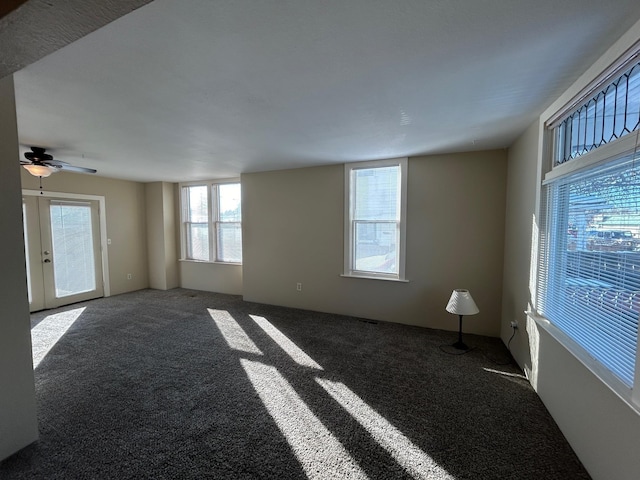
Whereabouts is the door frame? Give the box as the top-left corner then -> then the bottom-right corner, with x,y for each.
22,189 -> 111,299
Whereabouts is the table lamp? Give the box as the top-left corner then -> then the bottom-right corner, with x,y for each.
446,289 -> 479,350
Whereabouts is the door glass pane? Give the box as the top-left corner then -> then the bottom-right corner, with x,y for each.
50,203 -> 96,298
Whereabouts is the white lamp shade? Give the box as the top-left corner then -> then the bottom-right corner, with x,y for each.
446,289 -> 479,315
23,164 -> 55,177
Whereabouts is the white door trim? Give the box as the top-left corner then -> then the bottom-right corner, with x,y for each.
22,189 -> 111,297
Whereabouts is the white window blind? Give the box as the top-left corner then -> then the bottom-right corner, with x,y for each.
50,201 -> 96,297
540,151 -> 640,387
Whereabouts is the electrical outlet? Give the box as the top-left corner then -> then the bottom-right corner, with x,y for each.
296,282 -> 302,291
510,320 -> 518,329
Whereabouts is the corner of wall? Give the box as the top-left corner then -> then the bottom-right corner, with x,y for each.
0,74 -> 39,460
502,120 -> 541,372
145,181 -> 179,290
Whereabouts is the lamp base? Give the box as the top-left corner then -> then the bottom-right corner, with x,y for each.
451,340 -> 469,351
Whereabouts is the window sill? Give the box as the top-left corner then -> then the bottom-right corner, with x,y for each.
527,310 -> 640,416
179,259 -> 242,266
340,273 -> 409,283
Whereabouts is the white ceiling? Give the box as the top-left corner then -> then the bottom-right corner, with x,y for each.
12,0 -> 640,182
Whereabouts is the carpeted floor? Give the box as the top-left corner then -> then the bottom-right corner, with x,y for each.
1,288 -> 590,479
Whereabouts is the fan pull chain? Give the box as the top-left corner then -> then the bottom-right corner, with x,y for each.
39,175 -> 43,194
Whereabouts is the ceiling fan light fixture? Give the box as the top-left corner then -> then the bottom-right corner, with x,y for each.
23,164 -> 56,177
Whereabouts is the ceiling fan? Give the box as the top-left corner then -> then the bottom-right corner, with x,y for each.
21,147 -> 97,177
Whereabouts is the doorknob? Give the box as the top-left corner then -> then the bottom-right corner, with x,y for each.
43,259 -> 51,263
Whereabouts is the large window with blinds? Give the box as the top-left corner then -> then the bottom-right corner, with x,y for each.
539,54 -> 640,402
344,158 -> 407,281
541,150 -> 640,387
181,180 -> 242,264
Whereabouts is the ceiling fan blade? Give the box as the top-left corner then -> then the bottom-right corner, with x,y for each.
43,159 -> 70,167
58,164 -> 97,174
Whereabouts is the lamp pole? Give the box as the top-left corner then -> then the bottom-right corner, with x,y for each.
452,314 -> 468,350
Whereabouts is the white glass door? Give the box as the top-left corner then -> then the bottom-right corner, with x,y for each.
23,196 -> 104,311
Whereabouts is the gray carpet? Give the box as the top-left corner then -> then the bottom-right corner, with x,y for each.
0,288 -> 590,479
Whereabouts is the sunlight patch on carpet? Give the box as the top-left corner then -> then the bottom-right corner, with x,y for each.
316,378 -> 454,480
483,367 -> 528,379
208,309 -> 263,355
31,307 -> 85,369
241,359 -> 367,479
249,315 -> 323,370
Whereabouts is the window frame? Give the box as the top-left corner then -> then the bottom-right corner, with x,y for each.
343,158 -> 408,282
536,48 -> 640,410
182,183 -> 211,262
538,139 -> 640,393
179,178 -> 242,265
213,182 -> 243,263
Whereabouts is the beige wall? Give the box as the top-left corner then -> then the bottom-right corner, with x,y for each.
502,17 -> 640,480
145,182 -> 179,290
243,151 -> 507,335
180,261 -> 243,295
501,120 -> 540,372
0,75 -> 38,460
21,169 -> 149,295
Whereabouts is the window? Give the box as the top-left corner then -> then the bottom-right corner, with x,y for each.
183,185 -> 210,261
540,152 -> 640,387
538,55 -> 640,405
344,158 -> 407,281
181,181 -> 242,263
554,60 -> 640,166
216,183 -> 242,263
